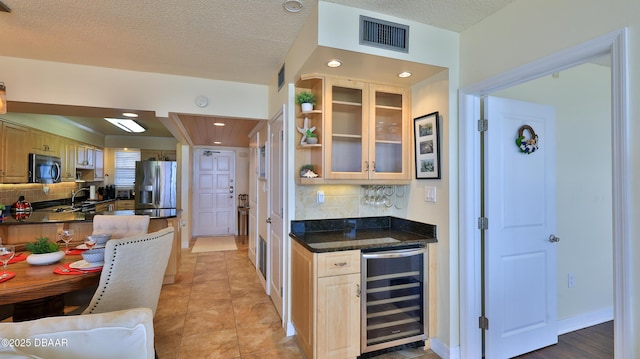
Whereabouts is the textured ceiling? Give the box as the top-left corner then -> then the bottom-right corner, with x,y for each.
0,0 -> 515,145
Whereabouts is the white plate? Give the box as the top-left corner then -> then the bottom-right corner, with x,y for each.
69,259 -> 104,270
75,244 -> 106,250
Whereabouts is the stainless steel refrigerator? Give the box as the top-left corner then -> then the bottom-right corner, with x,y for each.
134,160 -> 177,209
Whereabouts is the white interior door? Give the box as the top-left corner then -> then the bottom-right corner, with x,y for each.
192,149 -> 235,236
269,109 -> 284,319
484,96 -> 558,358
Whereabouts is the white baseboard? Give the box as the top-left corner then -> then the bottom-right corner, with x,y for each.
285,321 -> 296,337
430,338 -> 460,359
557,306 -> 613,335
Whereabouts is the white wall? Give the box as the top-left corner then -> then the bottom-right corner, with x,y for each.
460,0 -> 638,354
494,62 -> 613,321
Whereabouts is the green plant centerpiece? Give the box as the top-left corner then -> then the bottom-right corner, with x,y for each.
296,91 -> 316,112
25,237 -> 65,266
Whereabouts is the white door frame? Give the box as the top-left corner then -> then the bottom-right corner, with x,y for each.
459,28 -> 631,358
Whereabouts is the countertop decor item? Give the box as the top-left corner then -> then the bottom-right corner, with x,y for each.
295,90 -> 316,112
25,237 -> 64,265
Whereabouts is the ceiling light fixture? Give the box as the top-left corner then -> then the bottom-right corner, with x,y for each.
283,0 -> 303,13
327,59 -> 342,68
104,118 -> 146,133
122,112 -> 138,118
213,122 -> 225,127
398,71 -> 412,78
0,82 -> 6,115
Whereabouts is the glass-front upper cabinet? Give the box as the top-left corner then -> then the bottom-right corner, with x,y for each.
324,77 -> 410,182
325,78 -> 369,179
369,84 -> 410,181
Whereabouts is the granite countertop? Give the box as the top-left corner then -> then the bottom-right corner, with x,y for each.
289,216 -> 437,253
0,208 -> 178,225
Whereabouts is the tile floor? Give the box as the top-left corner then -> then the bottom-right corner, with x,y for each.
154,236 -> 440,359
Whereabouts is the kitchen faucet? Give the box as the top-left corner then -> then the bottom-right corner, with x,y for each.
71,188 -> 89,207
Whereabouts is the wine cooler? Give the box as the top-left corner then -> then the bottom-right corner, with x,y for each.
361,246 -> 428,354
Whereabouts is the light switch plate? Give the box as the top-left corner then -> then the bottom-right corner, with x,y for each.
317,191 -> 325,204
424,186 -> 436,202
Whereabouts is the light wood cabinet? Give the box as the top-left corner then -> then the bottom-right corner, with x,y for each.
140,150 -> 176,161
294,75 -> 411,184
291,240 -> 361,359
1,121 -> 30,183
76,144 -> 95,169
325,78 -> 410,181
29,129 -> 60,156
294,75 -> 324,184
60,139 -> 77,182
116,200 -> 135,210
94,148 -> 104,180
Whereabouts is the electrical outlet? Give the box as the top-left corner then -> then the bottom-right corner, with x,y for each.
568,273 -> 575,288
317,191 -> 325,204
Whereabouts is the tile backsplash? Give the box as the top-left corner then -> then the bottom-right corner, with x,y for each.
0,182 -> 81,208
294,184 -> 407,220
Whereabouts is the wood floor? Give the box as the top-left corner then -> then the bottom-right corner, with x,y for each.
513,321 -> 614,359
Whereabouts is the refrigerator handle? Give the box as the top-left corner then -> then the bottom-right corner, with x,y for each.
155,164 -> 161,206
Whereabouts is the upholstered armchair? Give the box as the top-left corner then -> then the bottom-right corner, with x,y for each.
0,308 -> 154,359
92,214 -> 150,239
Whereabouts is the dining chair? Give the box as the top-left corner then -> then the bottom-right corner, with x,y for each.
92,214 -> 150,239
82,227 -> 174,316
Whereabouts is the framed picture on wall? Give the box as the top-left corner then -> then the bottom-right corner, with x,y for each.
414,112 -> 441,179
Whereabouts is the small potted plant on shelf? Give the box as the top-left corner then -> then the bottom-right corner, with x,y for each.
296,91 -> 316,112
305,129 -> 318,144
25,237 -> 64,266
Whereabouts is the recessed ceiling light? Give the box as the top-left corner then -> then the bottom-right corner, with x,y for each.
214,141 -> 222,145
327,59 -> 342,68
398,71 -> 412,78
122,112 -> 138,118
104,118 -> 146,133
213,122 -> 225,127
283,0 -> 303,13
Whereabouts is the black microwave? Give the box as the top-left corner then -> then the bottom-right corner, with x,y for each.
28,153 -> 62,183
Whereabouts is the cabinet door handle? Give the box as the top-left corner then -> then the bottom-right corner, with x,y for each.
364,161 -> 369,172
356,284 -> 361,298
372,161 -> 376,173
334,262 -> 347,267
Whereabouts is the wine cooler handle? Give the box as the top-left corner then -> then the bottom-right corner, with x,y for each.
362,247 -> 427,259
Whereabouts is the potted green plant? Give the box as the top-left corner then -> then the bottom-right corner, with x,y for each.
305,129 -> 318,144
25,237 -> 64,265
296,91 -> 316,112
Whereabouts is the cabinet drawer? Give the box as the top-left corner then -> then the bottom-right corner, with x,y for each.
317,250 -> 360,277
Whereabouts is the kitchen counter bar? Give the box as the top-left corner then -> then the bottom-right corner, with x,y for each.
289,216 -> 437,252
0,208 -> 178,225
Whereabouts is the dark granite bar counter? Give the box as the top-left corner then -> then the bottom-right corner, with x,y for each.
290,216 -> 437,253
0,208 -> 178,225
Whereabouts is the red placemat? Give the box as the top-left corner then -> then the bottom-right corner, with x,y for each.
53,262 -> 102,275
0,271 -> 16,283
8,253 -> 27,264
65,249 -> 86,255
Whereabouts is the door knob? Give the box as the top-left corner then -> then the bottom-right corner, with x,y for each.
266,217 -> 271,224
548,234 -> 560,243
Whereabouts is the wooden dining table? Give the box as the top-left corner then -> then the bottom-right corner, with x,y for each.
0,253 -> 101,321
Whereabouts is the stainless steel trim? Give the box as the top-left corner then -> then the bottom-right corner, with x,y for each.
362,247 -> 426,259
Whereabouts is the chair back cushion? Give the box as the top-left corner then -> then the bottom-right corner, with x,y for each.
92,215 -> 150,239
0,308 -> 154,359
83,227 -> 174,316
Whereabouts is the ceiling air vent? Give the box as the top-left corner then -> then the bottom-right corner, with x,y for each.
359,15 -> 409,53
